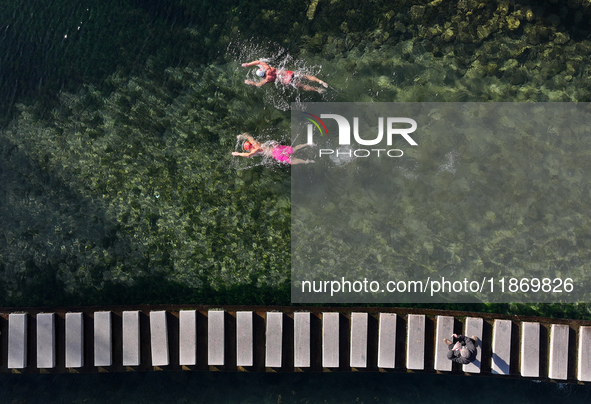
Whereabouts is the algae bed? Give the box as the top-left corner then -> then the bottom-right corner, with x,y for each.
1,0 -> 591,313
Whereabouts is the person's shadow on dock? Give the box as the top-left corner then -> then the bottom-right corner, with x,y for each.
492,352 -> 509,374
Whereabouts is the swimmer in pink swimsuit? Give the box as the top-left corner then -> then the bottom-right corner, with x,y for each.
241,60 -> 328,93
232,133 -> 314,165
271,145 -> 293,163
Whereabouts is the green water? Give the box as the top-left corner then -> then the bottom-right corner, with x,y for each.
2,0 -> 591,309
291,102 -> 591,304
2,0 -> 591,400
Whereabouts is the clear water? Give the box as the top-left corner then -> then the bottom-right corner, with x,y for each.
2,1 -> 591,307
291,102 -> 591,304
1,0 -> 591,400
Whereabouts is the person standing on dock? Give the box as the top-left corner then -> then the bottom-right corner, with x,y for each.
444,334 -> 478,364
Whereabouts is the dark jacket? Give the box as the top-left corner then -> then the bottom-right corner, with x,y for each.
446,335 -> 477,364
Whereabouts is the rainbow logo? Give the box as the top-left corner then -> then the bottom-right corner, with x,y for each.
303,112 -> 329,137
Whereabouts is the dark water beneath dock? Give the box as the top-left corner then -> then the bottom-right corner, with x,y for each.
1,371 -> 590,404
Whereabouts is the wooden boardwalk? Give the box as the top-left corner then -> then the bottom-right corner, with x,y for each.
0,305 -> 590,383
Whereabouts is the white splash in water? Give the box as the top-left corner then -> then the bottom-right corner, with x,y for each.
328,145 -> 355,166
437,151 -> 460,174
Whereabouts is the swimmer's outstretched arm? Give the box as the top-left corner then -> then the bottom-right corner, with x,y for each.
241,60 -> 271,70
232,151 -> 257,157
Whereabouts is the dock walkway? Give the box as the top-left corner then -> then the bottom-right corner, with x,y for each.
1,305 -> 589,383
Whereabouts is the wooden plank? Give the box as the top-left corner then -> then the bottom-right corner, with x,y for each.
294,312 -> 310,368
377,313 -> 396,369
150,311 -> 169,367
36,313 -> 55,369
548,324 -> 569,380
462,317 -> 483,373
434,316 -> 454,372
208,310 -> 225,366
122,311 -> 140,366
236,311 -> 253,367
491,319 -> 511,375
322,312 -> 339,368
179,310 -> 197,366
65,313 -> 84,368
94,311 -> 112,367
520,322 -> 540,377
350,312 -> 368,368
265,312 -> 283,368
578,326 -> 591,382
406,314 -> 425,370
7,313 -> 27,369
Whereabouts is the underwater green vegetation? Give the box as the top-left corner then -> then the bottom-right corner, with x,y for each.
0,64 -> 292,306
1,0 -> 591,318
292,103 -> 591,305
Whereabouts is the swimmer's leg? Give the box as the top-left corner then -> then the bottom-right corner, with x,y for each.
297,83 -> 326,93
303,74 -> 328,88
293,143 -> 314,151
290,157 -> 315,165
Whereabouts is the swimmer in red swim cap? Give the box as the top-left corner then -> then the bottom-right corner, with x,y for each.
232,133 -> 314,165
241,60 -> 328,93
